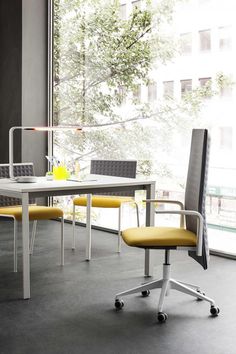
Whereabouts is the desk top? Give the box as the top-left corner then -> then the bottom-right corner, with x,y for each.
0,174 -> 155,195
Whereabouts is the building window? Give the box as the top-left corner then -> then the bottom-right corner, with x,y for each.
199,77 -> 211,87
133,84 -> 141,103
163,81 -> 174,99
220,85 -> 232,98
120,4 -> 126,20
220,127 -> 232,149
199,29 -> 211,51
118,85 -> 127,104
198,0 -> 211,5
180,33 -> 192,55
219,26 -> 232,51
132,0 -> 141,9
148,82 -> 157,102
199,77 -> 211,98
180,79 -> 192,97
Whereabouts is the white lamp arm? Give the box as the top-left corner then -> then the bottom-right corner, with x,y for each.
9,126 -> 35,179
9,125 -> 81,180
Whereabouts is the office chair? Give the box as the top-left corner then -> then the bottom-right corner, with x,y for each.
72,159 -> 139,254
0,163 -> 64,272
114,129 -> 220,322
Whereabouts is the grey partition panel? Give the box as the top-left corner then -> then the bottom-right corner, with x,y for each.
185,130 -> 208,234
184,129 -> 209,269
90,160 -> 137,197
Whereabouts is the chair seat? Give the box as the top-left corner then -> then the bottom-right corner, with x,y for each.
73,196 -> 133,208
0,205 -> 63,221
122,227 -> 197,248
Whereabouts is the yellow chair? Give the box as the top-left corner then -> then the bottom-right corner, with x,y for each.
0,163 -> 64,272
115,130 -> 220,322
72,160 -> 139,254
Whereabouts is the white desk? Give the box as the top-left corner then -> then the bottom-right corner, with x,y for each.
0,175 -> 155,299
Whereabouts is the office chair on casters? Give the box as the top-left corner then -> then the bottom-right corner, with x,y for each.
72,160 -> 139,254
0,163 -> 64,272
114,129 -> 220,323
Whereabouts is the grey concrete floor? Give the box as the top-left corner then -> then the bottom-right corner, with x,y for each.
0,220 -> 235,354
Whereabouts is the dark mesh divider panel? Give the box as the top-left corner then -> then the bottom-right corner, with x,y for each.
184,130 -> 208,234
0,164 -> 36,206
90,160 -> 137,197
185,129 -> 210,269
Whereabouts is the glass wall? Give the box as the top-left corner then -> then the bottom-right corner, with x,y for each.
52,0 -> 236,255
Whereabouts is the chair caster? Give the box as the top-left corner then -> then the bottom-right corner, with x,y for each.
157,312 -> 168,323
210,306 -> 220,316
141,290 -> 150,297
115,299 -> 124,310
196,289 -> 205,301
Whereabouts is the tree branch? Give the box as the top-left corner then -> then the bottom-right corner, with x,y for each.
54,73 -> 80,87
126,26 -> 151,50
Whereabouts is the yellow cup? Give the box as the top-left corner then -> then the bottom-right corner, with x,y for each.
53,166 -> 70,180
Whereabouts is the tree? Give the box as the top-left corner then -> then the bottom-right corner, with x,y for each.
53,0 -> 230,179
54,0 -> 177,171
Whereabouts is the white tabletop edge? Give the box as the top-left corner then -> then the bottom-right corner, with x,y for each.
0,175 -> 156,193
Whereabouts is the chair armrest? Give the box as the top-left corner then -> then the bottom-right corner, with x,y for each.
144,199 -> 184,209
143,199 -> 184,227
155,209 -> 204,257
120,200 -> 140,227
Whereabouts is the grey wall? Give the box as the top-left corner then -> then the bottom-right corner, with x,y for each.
22,0 -> 48,176
0,0 -> 22,163
0,0 -> 48,176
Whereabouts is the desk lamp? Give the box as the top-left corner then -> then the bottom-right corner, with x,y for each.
9,126 -> 82,183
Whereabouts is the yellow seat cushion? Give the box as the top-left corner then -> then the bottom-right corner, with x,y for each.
0,205 -> 63,221
73,196 -> 133,208
122,227 -> 197,248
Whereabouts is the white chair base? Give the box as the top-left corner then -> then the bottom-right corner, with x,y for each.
115,250 -> 219,320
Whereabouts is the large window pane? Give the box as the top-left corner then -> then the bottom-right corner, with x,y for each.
52,0 -> 236,255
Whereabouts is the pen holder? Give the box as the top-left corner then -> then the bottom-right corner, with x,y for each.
46,172 -> 53,181
53,166 -> 70,180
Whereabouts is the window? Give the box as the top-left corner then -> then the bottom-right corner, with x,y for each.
199,77 -> 211,88
199,77 -> 211,86
198,0 -> 211,5
220,85 -> 232,98
163,81 -> 174,99
52,0 -> 236,255
133,84 -> 141,103
220,127 -> 232,149
180,79 -> 192,97
199,29 -> 211,51
219,26 -> 232,51
118,85 -> 127,104
180,33 -> 192,55
120,4 -> 126,20
148,82 -> 157,102
199,77 -> 211,97
132,0 -> 141,9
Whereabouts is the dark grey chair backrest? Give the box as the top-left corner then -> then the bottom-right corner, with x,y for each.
0,163 -> 35,206
90,159 -> 137,197
185,129 -> 209,235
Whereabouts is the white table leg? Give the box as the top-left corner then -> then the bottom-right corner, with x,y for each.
86,193 -> 92,260
22,193 -> 30,299
144,182 -> 155,277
